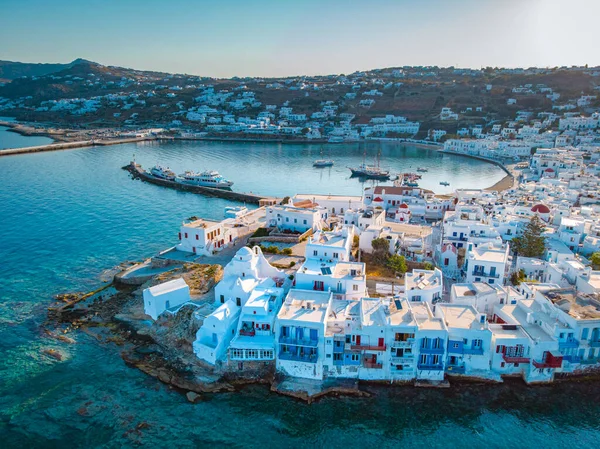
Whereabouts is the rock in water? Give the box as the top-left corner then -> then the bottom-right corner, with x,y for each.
186,391 -> 201,403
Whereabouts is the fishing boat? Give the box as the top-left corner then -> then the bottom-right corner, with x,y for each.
349,149 -> 390,180
175,170 -> 234,189
440,181 -> 450,186
149,165 -> 177,180
403,181 -> 419,187
313,146 -> 334,167
416,167 -> 428,172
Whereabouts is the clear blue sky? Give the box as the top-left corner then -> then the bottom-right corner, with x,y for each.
1,0 -> 598,78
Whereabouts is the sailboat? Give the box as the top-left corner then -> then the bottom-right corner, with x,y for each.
313,146 -> 334,167
348,148 -> 390,180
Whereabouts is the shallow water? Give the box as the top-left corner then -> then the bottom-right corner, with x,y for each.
1,140 -> 598,447
0,124 -> 54,150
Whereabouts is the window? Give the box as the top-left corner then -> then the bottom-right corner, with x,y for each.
353,284 -> 358,291
294,218 -> 297,223
184,232 -> 188,238
286,217 -> 289,222
220,295 -> 225,303
333,252 -> 339,259
236,297 -> 241,306
195,235 -> 199,240
453,343 -> 459,349
351,354 -> 360,361
582,328 -> 589,340
303,220 -> 307,224
472,339 -> 482,348
313,250 -> 318,256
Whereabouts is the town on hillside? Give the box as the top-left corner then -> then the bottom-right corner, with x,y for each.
1,60 -> 600,153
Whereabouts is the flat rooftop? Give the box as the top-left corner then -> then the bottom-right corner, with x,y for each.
298,259 -> 365,280
278,289 -> 331,324
543,289 -> 600,320
437,304 -> 484,330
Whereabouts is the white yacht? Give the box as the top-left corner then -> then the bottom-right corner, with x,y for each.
176,170 -> 234,189
149,165 -> 177,180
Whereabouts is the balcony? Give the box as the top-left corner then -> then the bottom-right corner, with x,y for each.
279,335 -> 318,347
417,362 -> 444,371
351,343 -> 387,351
446,364 -> 466,374
562,355 -> 581,363
239,329 -> 256,337
589,340 -> 600,348
278,351 -> 318,363
532,352 -> 563,369
390,356 -> 414,365
333,343 -> 345,354
391,339 -> 414,348
502,355 -> 530,363
463,346 -> 484,356
558,338 -> 579,349
363,360 -> 383,369
420,346 -> 445,355
472,270 -> 500,279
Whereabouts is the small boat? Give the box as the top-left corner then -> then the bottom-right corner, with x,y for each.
403,181 -> 419,187
224,206 -> 248,219
175,170 -> 234,189
313,146 -> 334,167
150,165 -> 176,180
416,167 -> 428,172
440,181 -> 450,186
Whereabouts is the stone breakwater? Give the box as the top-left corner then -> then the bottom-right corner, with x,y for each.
123,162 -> 278,205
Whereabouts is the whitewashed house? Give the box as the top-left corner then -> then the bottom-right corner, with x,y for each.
404,268 -> 443,304
143,278 -> 190,321
194,300 -> 240,365
215,246 -> 284,307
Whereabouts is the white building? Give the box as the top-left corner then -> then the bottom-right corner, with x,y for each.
143,278 -> 191,321
404,268 -> 443,304
194,300 -> 240,365
215,246 -> 284,307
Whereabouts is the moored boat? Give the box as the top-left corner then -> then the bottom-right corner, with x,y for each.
175,170 -> 233,189
440,181 -> 450,186
149,165 -> 176,180
313,159 -> 334,167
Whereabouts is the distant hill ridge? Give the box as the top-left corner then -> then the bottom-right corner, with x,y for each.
0,58 -> 96,81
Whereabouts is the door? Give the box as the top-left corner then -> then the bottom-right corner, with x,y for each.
378,338 -> 384,348
356,335 -> 361,346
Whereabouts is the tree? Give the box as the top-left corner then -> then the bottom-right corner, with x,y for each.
423,262 -> 434,270
371,238 -> 390,264
511,216 -> 546,257
590,252 -> 600,270
510,269 -> 527,286
387,254 -> 408,275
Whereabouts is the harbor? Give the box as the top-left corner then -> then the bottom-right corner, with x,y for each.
123,161 -> 279,205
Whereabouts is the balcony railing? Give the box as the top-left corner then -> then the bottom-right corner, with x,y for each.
279,335 -> 318,347
417,362 -> 444,371
463,346 -> 484,356
363,360 -> 383,369
502,355 -> 530,363
390,356 -> 414,365
239,329 -> 255,337
532,359 -> 562,369
589,340 -> 600,348
351,344 -> 387,351
558,338 -> 579,349
391,339 -> 414,348
420,346 -> 445,354
278,351 -> 318,363
472,270 -> 500,279
562,355 -> 581,363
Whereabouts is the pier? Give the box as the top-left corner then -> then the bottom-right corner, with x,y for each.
0,136 -> 156,157
123,162 -> 278,205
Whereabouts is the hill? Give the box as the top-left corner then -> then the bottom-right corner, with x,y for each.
0,58 -> 93,82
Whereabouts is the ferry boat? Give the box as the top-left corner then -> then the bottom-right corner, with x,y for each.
349,149 -> 390,180
149,165 -> 177,180
175,170 -> 234,189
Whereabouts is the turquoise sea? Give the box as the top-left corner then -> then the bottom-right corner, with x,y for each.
0,117 -> 54,150
1,133 -> 600,448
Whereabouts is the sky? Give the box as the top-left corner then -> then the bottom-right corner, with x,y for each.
1,0 -> 599,78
